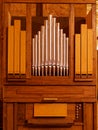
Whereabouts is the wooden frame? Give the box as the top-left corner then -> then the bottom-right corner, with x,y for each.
1,0 -> 97,130
2,2 -> 96,85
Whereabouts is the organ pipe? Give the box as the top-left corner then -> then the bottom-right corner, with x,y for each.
38,31 -> 41,76
32,15 -> 69,76
32,38 -> 35,76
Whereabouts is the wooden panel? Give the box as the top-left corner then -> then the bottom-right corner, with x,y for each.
81,24 -> 87,74
86,9 -> 92,28
25,104 -> 33,120
75,34 -> 80,74
91,4 -> 96,79
13,103 -> 18,130
27,117 -> 74,127
18,126 -> 28,130
34,103 -> 67,117
74,4 -> 86,17
20,31 -> 26,74
3,103 -> 7,130
0,102 -> 3,129
7,3 -> 36,16
6,104 -> 13,130
87,29 -> 93,74
17,126 -> 82,130
83,103 -> 94,130
8,3 -> 26,16
43,4 -> 86,17
8,26 -> 14,74
26,4 -> 32,78
67,104 -> 75,120
4,86 -> 96,102
14,20 -> 21,74
17,103 -> 25,124
43,4 -> 70,17
3,0 -> 96,4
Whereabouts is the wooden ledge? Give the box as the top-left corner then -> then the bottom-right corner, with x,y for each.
25,118 -> 74,128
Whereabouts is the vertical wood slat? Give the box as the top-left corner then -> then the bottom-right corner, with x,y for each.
75,34 -> 80,74
81,24 -> 87,75
93,103 -> 97,130
26,4 -> 32,78
3,4 -> 9,81
36,4 -> 43,16
3,103 -> 7,130
13,103 -> 18,130
92,4 -> 96,80
88,29 -> 93,74
69,4 -> 74,78
14,20 -> 21,74
6,104 -> 13,130
20,31 -> 26,74
8,26 -> 14,74
0,1 -> 3,98
83,103 -> 93,130
25,104 -> 33,120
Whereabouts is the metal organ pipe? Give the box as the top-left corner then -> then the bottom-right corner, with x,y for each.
34,35 -> 38,76
38,31 -> 41,76
60,29 -> 64,76
52,18 -> 56,76
32,15 -> 69,76
32,38 -> 35,76
44,20 -> 48,76
41,26 -> 45,76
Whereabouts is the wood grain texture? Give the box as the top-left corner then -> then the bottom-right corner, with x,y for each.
0,1 -> 3,99
75,34 -> 80,74
83,103 -> 94,130
6,104 -> 13,130
25,104 -> 33,120
26,4 -> 32,78
3,0 -> 96,4
81,24 -> 87,75
20,31 -> 26,74
87,29 -> 93,74
9,3 -> 36,16
14,20 -> 21,74
17,126 -> 82,130
34,103 -> 67,117
43,4 -> 70,17
4,86 -> 96,102
43,4 -> 86,17
8,26 -> 14,74
69,4 -> 74,78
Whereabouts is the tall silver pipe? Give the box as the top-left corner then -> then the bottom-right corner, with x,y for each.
63,33 -> 66,76
32,38 -> 35,76
44,20 -> 48,76
41,26 -> 45,76
48,15 -> 53,76
34,35 -> 38,76
48,15 -> 52,65
56,23 -> 60,76
52,17 -> 56,65
60,29 -> 63,76
52,18 -> 56,76
66,37 -> 69,76
38,31 -> 41,76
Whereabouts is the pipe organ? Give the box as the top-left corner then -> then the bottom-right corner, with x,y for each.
32,15 -> 69,76
1,1 -> 96,130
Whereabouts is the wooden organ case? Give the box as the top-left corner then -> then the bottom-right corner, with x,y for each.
1,0 -> 97,130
